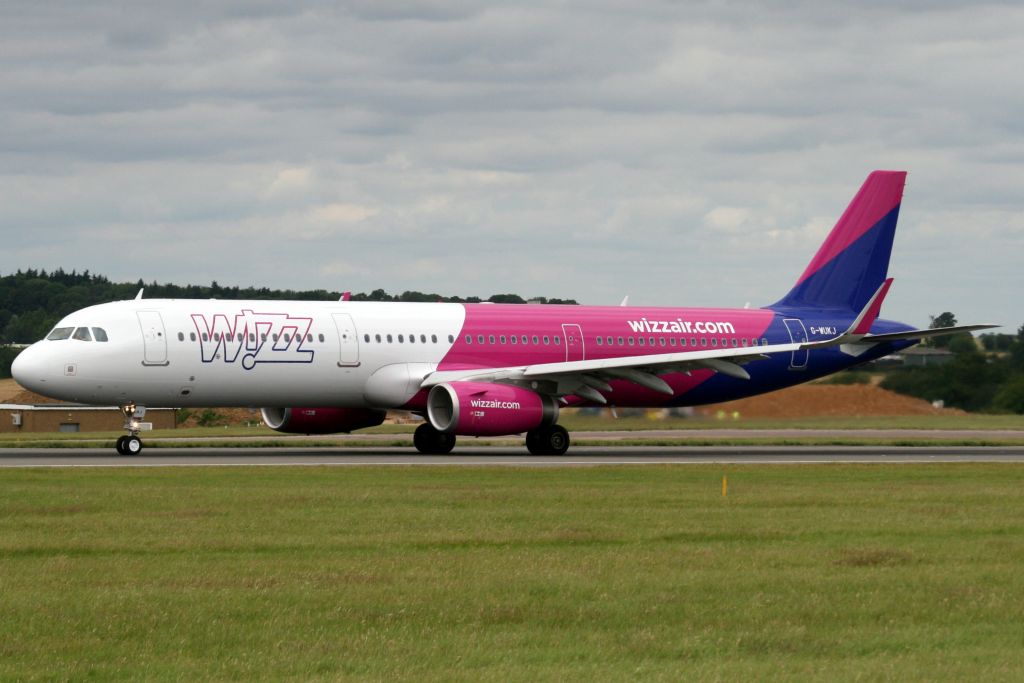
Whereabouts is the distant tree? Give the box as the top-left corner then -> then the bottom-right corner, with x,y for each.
928,311 -> 960,349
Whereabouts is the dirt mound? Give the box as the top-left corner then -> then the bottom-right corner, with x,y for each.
697,383 -> 963,418
0,379 -> 24,403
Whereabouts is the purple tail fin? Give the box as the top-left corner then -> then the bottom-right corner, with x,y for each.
772,171 -> 907,312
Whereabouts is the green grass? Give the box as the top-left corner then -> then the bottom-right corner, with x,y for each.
2,465 -> 1024,680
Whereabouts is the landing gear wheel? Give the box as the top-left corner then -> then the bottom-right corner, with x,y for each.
124,436 -> 143,455
525,425 -> 570,456
414,423 -> 456,455
115,436 -> 128,455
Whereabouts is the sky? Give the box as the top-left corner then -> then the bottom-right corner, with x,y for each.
1,1 -> 1021,329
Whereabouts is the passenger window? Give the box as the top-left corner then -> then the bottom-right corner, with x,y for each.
711,338 -> 718,347
465,335 -> 472,344
261,333 -> 268,342
638,337 -> 645,346
741,339 -> 748,347
511,335 -> 518,345
596,337 -> 603,346
421,335 -> 426,343
177,332 -> 184,341
679,338 -> 685,347
554,336 -> 560,345
628,337 -> 635,346
409,334 -> 415,344
92,328 -> 109,342
72,327 -> 92,341
691,338 -> 697,347
659,338 -> 667,347
364,334 -> 370,343
701,338 -> 707,347
202,333 -> 209,342
489,335 -> 495,344
387,334 -> 393,343
732,339 -> 738,347
532,336 -> 539,344
478,335 -> 485,344
398,334 -> 404,343
249,333 -> 256,342
522,335 -> 528,344
190,332 -> 197,342
543,336 -> 550,345
47,327 -> 74,341
284,334 -> 292,342
649,337 -> 655,346
762,338 -> 768,346
448,335 -> 454,343
500,335 -> 507,344
376,334 -> 382,343
431,334 -> 437,343
617,336 -> 624,345
669,338 -> 676,346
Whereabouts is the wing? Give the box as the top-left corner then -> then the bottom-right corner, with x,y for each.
421,341 -> 802,405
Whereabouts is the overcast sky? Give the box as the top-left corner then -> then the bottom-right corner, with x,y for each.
1,1 -> 1021,328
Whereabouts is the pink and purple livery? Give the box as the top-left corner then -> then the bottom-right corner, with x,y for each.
12,171 -> 995,455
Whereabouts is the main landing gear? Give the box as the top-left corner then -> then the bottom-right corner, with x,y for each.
412,422 -> 571,456
414,423 -> 456,455
116,404 -> 145,455
525,425 -> 570,456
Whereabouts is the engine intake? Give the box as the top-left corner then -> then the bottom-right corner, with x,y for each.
261,407 -> 386,434
427,382 -> 558,436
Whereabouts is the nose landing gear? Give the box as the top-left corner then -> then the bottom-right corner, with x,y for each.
116,404 -> 146,455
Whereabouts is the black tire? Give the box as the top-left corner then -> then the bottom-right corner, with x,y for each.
115,436 -> 128,455
525,429 -> 544,455
545,425 -> 570,455
124,436 -> 143,455
525,425 -> 570,456
414,424 -> 456,455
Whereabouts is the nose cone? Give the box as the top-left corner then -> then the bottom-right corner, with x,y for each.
11,344 -> 48,395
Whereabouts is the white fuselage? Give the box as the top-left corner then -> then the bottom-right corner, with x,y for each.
13,299 -> 465,408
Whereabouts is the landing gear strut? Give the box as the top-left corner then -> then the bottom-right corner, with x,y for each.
525,424 -> 570,456
413,423 -> 456,455
116,404 -> 145,455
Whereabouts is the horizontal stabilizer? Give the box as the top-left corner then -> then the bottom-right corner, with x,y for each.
856,324 -> 999,344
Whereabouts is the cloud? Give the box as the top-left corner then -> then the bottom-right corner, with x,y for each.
0,1 -> 1021,326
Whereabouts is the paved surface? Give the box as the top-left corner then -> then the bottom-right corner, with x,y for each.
146,428 -> 1024,442
3,445 -> 1024,467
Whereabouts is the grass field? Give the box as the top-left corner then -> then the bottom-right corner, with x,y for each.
2,464 -> 1024,680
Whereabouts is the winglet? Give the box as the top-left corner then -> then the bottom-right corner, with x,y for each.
340,291 -> 351,302
135,288 -> 144,300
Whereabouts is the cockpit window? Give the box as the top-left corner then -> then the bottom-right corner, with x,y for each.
72,327 -> 93,341
92,328 -> 109,342
47,327 -> 74,341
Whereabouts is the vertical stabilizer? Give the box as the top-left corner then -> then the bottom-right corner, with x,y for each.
772,171 -> 906,312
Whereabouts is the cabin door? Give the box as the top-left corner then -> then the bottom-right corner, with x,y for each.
137,311 -> 169,366
783,318 -> 809,370
561,323 -> 585,362
332,313 -> 360,367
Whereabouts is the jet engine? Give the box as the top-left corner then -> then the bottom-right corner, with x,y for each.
261,407 -> 386,434
426,382 -> 558,436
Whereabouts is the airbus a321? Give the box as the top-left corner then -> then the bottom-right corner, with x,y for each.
12,171 -> 994,455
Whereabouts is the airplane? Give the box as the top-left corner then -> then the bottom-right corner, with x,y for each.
11,170 -> 995,455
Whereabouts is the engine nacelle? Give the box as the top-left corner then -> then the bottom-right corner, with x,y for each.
261,407 -> 386,434
427,382 -> 559,436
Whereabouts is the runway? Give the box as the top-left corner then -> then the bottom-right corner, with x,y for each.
3,445 -> 1024,467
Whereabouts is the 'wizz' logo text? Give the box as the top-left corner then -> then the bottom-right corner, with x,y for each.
191,310 -> 315,370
